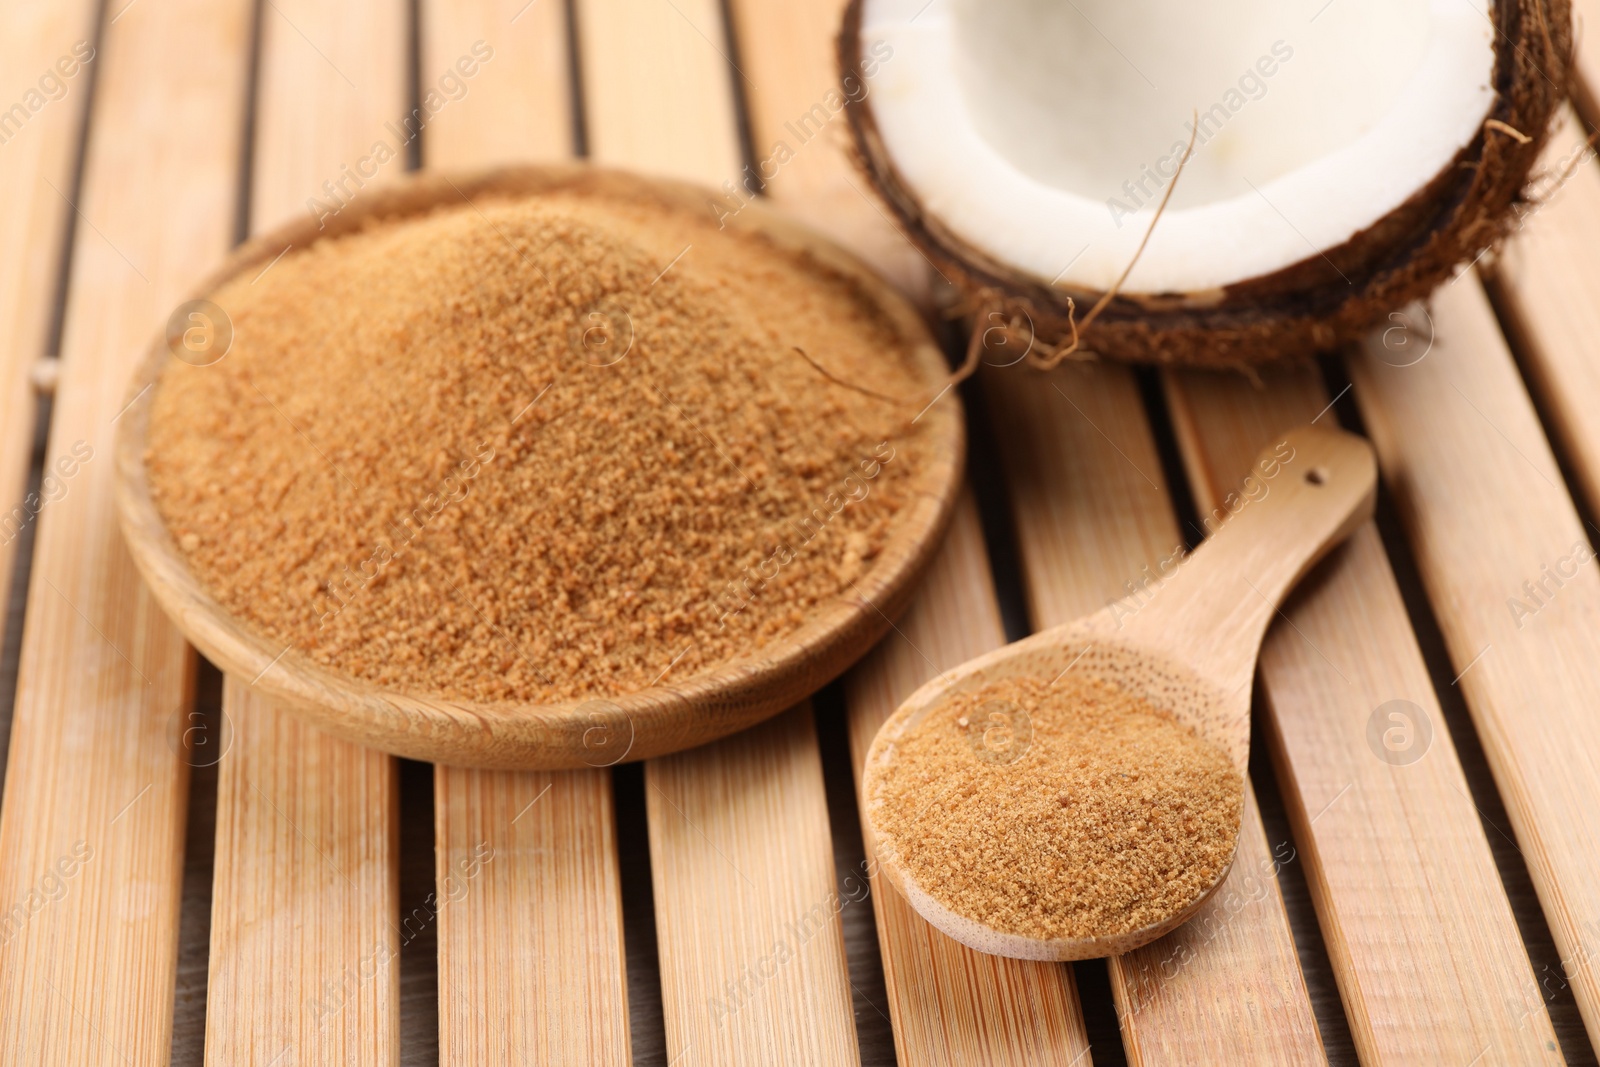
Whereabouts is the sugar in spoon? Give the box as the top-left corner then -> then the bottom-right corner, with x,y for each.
860,424 -> 1376,959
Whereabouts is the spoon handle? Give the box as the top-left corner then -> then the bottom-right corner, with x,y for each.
1115,424 -> 1376,699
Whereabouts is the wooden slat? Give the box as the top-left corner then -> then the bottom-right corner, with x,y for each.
844,492 -> 1094,1065
573,0 -> 861,1062
1163,363 -> 1562,1063
1349,277 -> 1600,1049
207,699 -> 399,1062
1485,105 -> 1600,519
0,0 -> 99,652
247,0 -> 411,235
419,3 -> 630,1061
205,0 -> 407,1061
647,708 -> 859,1065
0,0 -> 251,1061
722,0 -> 1095,1059
431,768 -> 627,1064
420,0 -> 573,168
576,0 -> 743,183
724,0 -> 927,298
984,362 -> 1327,1065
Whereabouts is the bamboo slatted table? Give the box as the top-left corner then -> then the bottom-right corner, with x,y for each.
2,0 -> 1600,1063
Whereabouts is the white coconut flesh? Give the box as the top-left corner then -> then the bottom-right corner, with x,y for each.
861,0 -> 1497,295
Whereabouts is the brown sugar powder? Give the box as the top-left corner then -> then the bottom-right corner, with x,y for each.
144,186 -> 939,704
869,673 -> 1243,942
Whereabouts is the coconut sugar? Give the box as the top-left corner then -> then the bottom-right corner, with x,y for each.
870,673 -> 1242,941
144,187 -> 937,703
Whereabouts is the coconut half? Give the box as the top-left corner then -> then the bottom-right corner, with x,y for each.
840,0 -> 1569,367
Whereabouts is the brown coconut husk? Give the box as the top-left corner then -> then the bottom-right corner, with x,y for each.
838,0 -> 1572,370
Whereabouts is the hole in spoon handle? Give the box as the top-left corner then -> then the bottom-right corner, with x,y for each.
1117,424 -> 1377,695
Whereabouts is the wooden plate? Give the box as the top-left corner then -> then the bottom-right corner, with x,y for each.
114,164 -> 964,769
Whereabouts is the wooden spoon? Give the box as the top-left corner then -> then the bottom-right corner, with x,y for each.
860,424 -> 1376,960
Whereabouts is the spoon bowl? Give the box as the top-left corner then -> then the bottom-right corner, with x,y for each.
861,424 -> 1376,959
